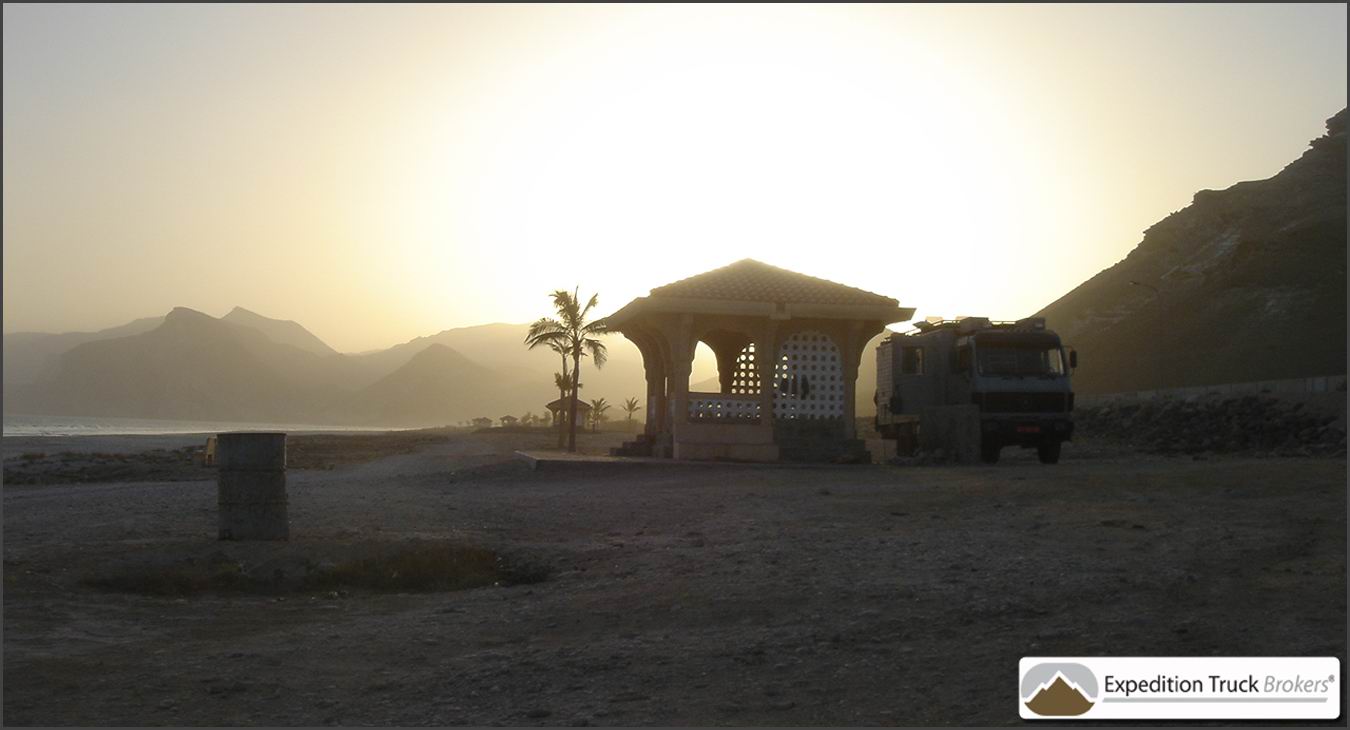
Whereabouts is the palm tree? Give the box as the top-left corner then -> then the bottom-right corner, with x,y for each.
552,371 -> 571,445
622,397 -> 642,431
589,397 -> 611,433
526,288 -> 609,452
550,341 -> 571,447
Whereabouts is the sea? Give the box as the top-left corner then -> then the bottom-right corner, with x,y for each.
2,413 -> 394,437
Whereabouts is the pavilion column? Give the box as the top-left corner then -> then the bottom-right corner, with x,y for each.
704,332 -> 750,395
654,329 -> 675,437
841,360 -> 860,439
665,315 -> 695,450
755,322 -> 779,435
644,366 -> 664,436
839,321 -> 868,440
714,346 -> 737,394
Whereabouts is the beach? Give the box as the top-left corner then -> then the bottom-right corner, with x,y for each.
3,430 -> 1345,725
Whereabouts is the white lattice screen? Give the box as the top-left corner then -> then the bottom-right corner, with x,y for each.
730,344 -> 760,395
773,331 -> 844,419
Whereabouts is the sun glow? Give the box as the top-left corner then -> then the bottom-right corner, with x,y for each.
396,6 -> 1062,330
4,4 -> 1345,351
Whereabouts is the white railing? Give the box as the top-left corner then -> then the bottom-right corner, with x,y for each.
688,392 -> 762,421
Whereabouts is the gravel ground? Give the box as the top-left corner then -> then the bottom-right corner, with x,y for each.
3,432 -> 1345,726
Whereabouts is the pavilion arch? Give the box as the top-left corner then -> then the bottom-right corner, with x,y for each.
686,327 -> 763,423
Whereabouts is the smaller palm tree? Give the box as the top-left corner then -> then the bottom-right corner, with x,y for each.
589,397 -> 611,433
622,397 -> 642,430
525,288 -> 610,452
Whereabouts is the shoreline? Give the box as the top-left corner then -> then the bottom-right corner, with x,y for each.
3,414 -> 419,438
0,426 -> 452,461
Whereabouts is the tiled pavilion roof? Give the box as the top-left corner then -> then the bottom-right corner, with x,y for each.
545,398 -> 592,413
648,259 -> 897,307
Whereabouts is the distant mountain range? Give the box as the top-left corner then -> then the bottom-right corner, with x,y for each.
1039,108 -> 1347,393
5,109 -> 1344,423
3,308 -> 653,427
221,306 -> 338,357
3,315 -> 164,390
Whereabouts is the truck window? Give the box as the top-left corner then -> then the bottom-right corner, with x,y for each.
901,346 -> 924,375
953,346 -> 971,374
976,343 -> 1066,376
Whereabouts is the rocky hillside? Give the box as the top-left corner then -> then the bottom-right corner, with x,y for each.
1039,109 -> 1347,394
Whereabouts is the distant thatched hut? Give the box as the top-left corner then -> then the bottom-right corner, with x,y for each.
545,398 -> 591,428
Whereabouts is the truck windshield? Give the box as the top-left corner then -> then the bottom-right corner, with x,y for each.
976,344 -> 1065,377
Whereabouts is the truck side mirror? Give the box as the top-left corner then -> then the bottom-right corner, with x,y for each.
1069,350 -> 1078,369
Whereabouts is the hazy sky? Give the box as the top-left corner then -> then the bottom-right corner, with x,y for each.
4,4 -> 1346,352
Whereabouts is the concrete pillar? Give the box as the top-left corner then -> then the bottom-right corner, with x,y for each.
841,360 -> 860,439
839,321 -> 868,440
704,331 -> 750,394
666,315 -> 694,452
715,345 -> 736,394
217,432 -> 289,541
669,358 -> 692,442
755,323 -> 779,435
644,368 -> 661,436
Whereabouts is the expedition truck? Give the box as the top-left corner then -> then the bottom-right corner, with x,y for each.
874,316 -> 1077,464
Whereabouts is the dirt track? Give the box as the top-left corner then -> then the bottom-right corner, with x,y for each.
3,432 -> 1346,726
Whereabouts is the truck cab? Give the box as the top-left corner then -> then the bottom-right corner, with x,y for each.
875,316 -> 1076,463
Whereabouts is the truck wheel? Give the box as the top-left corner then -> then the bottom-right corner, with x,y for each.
980,439 -> 1001,464
1037,440 -> 1062,464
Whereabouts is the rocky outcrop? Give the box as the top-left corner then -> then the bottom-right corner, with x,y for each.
1075,392 -> 1347,457
1040,109 -> 1347,394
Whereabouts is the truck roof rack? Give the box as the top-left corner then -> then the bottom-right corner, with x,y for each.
909,316 -> 1047,334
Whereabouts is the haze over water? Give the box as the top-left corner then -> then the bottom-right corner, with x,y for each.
2,414 -> 399,437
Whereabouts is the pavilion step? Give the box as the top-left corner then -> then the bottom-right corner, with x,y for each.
610,435 -> 655,457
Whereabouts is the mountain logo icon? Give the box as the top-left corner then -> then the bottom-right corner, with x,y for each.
1021,662 -> 1098,717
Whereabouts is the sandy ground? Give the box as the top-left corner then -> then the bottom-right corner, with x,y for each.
3,432 -> 1346,726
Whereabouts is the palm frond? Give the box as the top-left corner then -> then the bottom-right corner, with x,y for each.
579,292 -> 600,322
584,338 -> 608,368
525,317 -> 568,350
